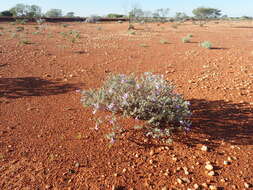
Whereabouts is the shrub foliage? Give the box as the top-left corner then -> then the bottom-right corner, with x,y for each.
81,73 -> 191,143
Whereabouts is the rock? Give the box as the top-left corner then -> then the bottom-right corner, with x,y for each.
182,177 -> 191,184
244,183 -> 251,188
177,178 -> 183,184
193,184 -> 199,190
201,145 -> 208,151
75,162 -> 80,168
209,185 -> 217,190
45,185 -> 52,189
223,161 -> 230,165
207,171 -> 215,176
202,183 -> 208,188
205,164 -> 214,170
149,149 -> 155,156
161,187 -> 168,190
122,168 -> 127,173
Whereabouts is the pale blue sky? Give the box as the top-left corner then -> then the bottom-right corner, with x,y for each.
1,0 -> 253,17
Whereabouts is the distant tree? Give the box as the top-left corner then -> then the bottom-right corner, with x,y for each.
107,13 -> 124,18
9,3 -> 42,17
0,10 -> 13,17
65,12 -> 75,17
27,5 -> 42,18
192,7 -> 222,20
45,9 -> 63,17
174,12 -> 189,21
152,8 -> 170,22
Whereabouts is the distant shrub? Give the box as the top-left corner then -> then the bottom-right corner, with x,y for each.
128,24 -> 135,30
36,19 -> 46,25
15,19 -> 28,25
139,43 -> 148,47
182,37 -> 191,43
160,39 -> 169,44
187,34 -> 193,38
16,26 -> 24,32
0,26 -> 4,30
85,16 -> 100,23
171,24 -> 178,29
200,41 -> 212,49
20,39 -> 32,45
81,72 -> 191,143
62,23 -> 69,28
128,30 -> 136,35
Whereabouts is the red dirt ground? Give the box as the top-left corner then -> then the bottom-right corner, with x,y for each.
0,21 -> 253,190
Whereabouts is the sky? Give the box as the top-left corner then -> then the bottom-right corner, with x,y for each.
1,0 -> 253,17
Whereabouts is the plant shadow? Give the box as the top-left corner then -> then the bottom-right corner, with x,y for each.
175,99 -> 253,147
127,99 -> 253,148
0,77 -> 82,99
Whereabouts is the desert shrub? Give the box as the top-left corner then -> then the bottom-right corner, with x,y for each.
0,26 -> 4,30
128,30 -> 136,35
81,72 -> 191,143
36,19 -> 46,25
128,24 -> 135,30
187,34 -> 193,38
85,16 -> 100,23
182,37 -> 191,43
16,26 -> 24,32
160,39 -> 169,44
171,23 -> 178,29
200,41 -> 212,49
62,24 -> 69,28
139,43 -> 148,47
20,39 -> 32,45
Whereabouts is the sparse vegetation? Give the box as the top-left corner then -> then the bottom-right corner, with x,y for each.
81,73 -> 191,143
200,41 -> 212,49
160,39 -> 169,44
182,36 -> 191,43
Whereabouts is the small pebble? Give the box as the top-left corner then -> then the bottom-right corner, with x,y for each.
207,171 -> 215,176
224,161 -> 230,165
177,178 -> 183,184
244,182 -> 251,188
209,185 -> 217,190
193,184 -> 199,190
149,150 -> 155,156
161,187 -> 168,190
202,183 -> 208,188
201,145 -> 208,151
205,164 -> 214,170
122,168 -> 127,173
75,162 -> 80,168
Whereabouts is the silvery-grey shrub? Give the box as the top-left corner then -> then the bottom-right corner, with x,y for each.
81,72 -> 191,143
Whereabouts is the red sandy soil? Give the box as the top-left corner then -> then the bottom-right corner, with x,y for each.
0,21 -> 253,190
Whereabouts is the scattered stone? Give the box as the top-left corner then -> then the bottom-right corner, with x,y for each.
122,168 -> 127,173
176,178 -> 183,184
201,145 -> 208,151
45,185 -> 52,189
244,182 -> 251,188
202,183 -> 208,188
207,171 -> 215,176
113,173 -> 118,177
149,149 -> 155,156
75,162 -> 80,168
209,185 -> 217,190
205,163 -> 214,171
182,177 -> 191,184
161,186 -> 168,190
224,161 -> 230,165
193,184 -> 199,190
228,156 -> 232,161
